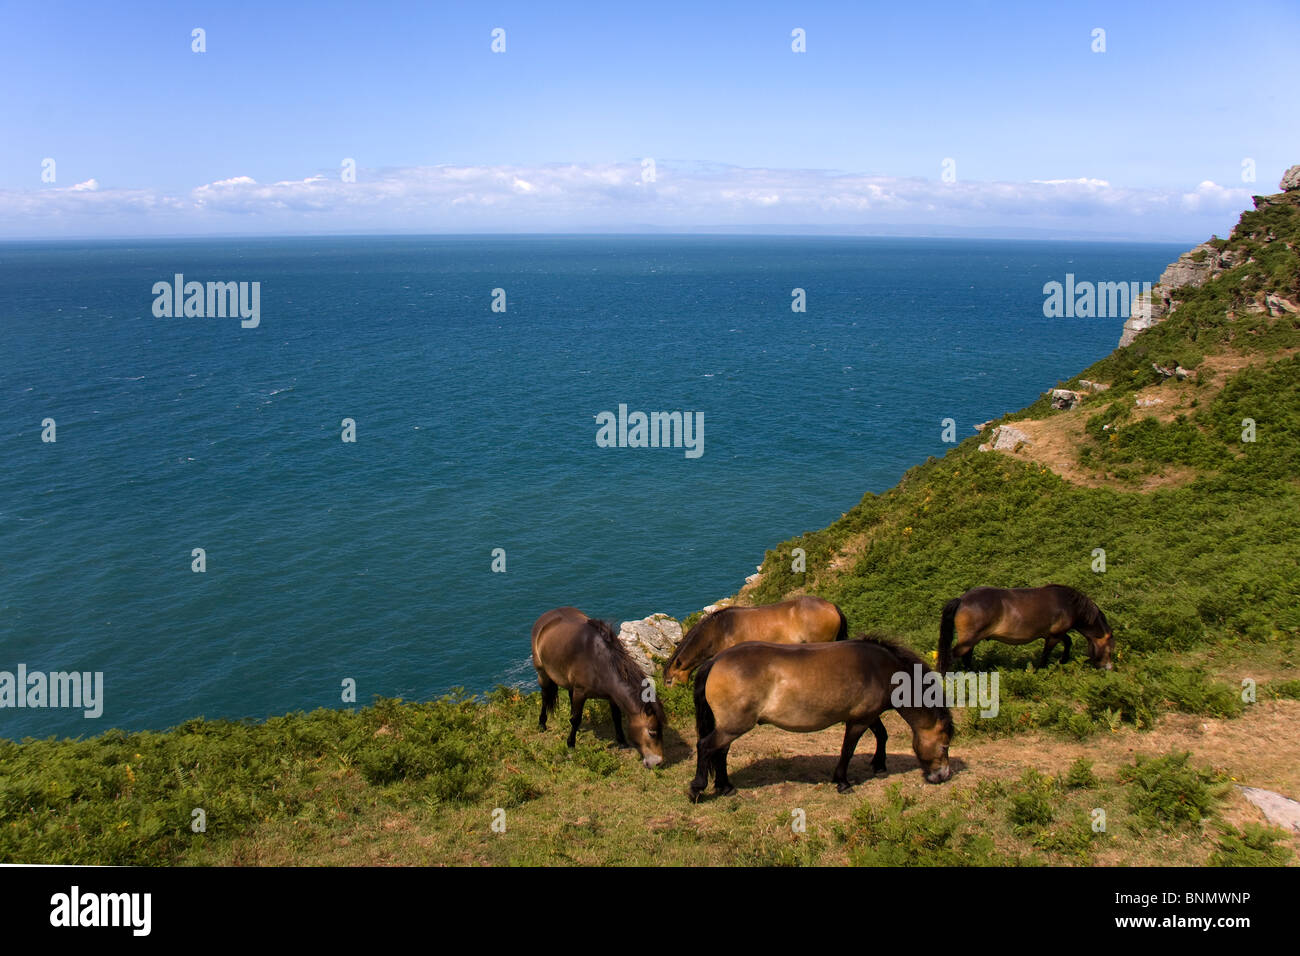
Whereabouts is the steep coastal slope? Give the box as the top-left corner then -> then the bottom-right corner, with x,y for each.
738,175 -> 1299,733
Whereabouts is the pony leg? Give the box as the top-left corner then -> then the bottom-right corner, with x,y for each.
690,730 -> 738,801
1060,633 -> 1072,663
868,718 -> 889,776
537,673 -> 555,731
712,743 -> 735,796
1038,635 -> 1059,669
950,627 -> 979,672
609,701 -> 629,747
567,690 -> 587,748
833,721 -> 871,792
689,735 -> 713,800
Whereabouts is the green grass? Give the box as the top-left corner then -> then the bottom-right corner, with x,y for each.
844,783 -> 1020,866
1065,758 -> 1098,790
1210,823 -> 1296,866
0,685 -> 1290,866
1117,752 -> 1229,832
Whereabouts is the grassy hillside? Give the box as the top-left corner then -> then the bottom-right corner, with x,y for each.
3,191 -> 1299,867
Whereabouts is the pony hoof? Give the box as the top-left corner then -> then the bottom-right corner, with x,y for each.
872,764 -> 887,777
688,787 -> 705,803
715,785 -> 737,797
836,781 -> 853,793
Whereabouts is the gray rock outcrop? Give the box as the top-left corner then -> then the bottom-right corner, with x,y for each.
979,424 -> 1031,452
617,613 -> 684,674
1051,389 -> 1080,410
1266,293 -> 1299,315
1119,288 -> 1167,346
1159,243 -> 1223,289
1281,165 -> 1300,192
1119,242 -> 1234,347
1238,785 -> 1300,832
1152,363 -> 1192,380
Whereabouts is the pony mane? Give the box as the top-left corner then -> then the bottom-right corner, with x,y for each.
853,631 -> 930,668
591,619 -> 660,716
668,607 -> 736,668
1050,584 -> 1104,628
854,632 -> 955,736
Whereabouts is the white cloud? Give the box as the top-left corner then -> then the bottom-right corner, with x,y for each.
1179,180 -> 1238,211
1031,177 -> 1111,187
0,162 -> 1258,239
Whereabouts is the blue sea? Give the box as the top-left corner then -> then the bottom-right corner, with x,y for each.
0,235 -> 1181,738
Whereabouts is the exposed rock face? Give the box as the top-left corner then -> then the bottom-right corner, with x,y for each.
1282,165 -> 1300,192
1051,389 -> 1080,410
1119,242 -> 1233,347
979,424 -> 1031,452
1159,243 -> 1223,289
994,425 -> 1030,449
1078,379 -> 1110,393
1266,293 -> 1299,315
1119,288 -> 1167,346
617,614 -> 683,674
1152,363 -> 1192,380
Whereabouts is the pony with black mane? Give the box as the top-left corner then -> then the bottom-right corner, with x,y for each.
663,595 -> 847,686
689,633 -> 953,801
532,606 -> 667,768
937,584 -> 1115,672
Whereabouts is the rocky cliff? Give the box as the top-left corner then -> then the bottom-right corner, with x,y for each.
1119,164 -> 1300,347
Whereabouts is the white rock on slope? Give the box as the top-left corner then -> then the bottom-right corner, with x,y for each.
1237,785 -> 1300,832
616,614 -> 684,674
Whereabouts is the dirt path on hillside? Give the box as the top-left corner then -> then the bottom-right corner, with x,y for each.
980,346 -> 1298,490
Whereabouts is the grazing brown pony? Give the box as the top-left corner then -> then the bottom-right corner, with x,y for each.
663,596 -> 848,686
938,585 -> 1115,673
532,607 -> 667,768
689,636 -> 953,801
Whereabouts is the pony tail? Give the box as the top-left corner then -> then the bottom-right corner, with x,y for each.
540,680 -> 558,720
693,658 -> 717,743
834,606 -> 849,642
938,598 -> 961,673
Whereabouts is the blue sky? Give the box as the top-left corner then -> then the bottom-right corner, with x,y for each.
2,0 -> 1298,239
